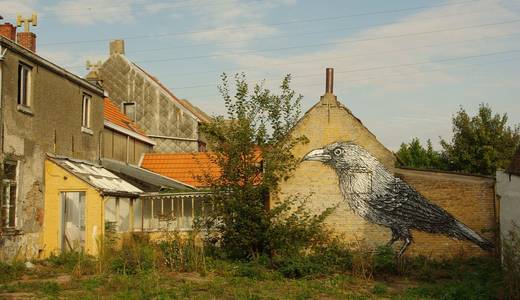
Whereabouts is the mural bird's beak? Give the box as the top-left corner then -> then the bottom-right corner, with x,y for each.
303,148 -> 331,162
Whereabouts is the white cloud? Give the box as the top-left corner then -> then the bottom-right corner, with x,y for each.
185,0 -> 295,47
222,0 -> 520,99
0,0 -> 37,21
48,0 -> 135,26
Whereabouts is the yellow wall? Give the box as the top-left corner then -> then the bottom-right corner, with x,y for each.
42,160 -> 104,257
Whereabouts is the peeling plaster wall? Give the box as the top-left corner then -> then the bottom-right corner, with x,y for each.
98,55 -> 199,152
0,47 -> 104,260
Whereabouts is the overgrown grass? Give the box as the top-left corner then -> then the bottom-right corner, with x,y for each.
0,226 -> 506,299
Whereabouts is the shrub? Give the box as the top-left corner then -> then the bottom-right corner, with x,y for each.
110,233 -> 156,275
373,245 -> 396,275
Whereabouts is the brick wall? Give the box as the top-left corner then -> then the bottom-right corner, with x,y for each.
275,96 -> 496,259
396,168 -> 496,258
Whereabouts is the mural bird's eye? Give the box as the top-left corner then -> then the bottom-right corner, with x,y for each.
333,148 -> 343,156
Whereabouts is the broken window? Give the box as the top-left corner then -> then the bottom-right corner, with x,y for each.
82,94 -> 91,129
136,196 -> 207,231
1,161 -> 18,228
122,102 -> 136,121
18,63 -> 32,108
103,196 -> 138,232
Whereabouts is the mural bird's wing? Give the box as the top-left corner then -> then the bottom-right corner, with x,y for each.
368,179 -> 456,233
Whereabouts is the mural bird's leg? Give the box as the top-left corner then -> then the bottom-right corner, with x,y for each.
386,228 -> 400,247
397,237 -> 412,257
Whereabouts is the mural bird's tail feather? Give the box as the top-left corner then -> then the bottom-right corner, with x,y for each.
453,221 -> 494,251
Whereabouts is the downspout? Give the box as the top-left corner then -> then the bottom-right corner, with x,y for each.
0,46 -> 6,233
0,45 -> 6,154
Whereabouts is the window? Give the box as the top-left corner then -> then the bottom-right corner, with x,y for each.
1,161 -> 18,228
122,102 -> 136,121
82,94 -> 91,129
104,196 -> 208,233
104,197 -> 139,232
17,64 -> 32,108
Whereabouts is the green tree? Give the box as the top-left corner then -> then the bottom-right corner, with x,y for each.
199,73 -> 331,260
397,138 -> 445,169
440,103 -> 520,175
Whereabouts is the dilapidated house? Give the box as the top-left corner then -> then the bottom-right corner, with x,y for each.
90,40 -> 211,153
0,23 -> 105,259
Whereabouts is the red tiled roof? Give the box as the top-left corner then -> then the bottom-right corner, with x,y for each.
140,153 -> 220,187
132,63 -> 212,123
104,97 -> 146,136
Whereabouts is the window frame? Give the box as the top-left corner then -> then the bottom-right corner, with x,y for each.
122,102 -> 136,122
81,93 -> 92,129
1,160 -> 18,229
17,63 -> 32,109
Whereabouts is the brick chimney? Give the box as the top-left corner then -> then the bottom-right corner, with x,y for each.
16,14 -> 37,52
109,39 -> 125,55
17,32 -> 36,52
0,23 -> 16,41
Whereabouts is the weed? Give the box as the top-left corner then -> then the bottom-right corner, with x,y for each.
39,281 -> 61,297
0,261 -> 25,283
372,283 -> 387,295
373,245 -> 396,276
503,222 -> 520,300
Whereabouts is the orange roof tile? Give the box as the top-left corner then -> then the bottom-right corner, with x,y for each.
140,152 -> 220,187
104,97 -> 146,136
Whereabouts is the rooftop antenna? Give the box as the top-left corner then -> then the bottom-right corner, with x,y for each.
86,60 -> 102,71
16,13 -> 37,32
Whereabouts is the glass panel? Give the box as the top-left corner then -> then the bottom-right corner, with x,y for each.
194,197 -> 203,218
133,198 -> 142,231
143,199 -> 153,230
4,162 -> 17,181
118,198 -> 130,232
183,198 -> 193,229
104,197 -> 117,232
8,184 -> 16,227
62,192 -> 85,251
173,198 -> 182,229
163,198 -> 173,220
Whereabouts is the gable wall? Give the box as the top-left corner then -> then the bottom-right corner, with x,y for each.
98,55 -> 199,152
275,98 -> 495,259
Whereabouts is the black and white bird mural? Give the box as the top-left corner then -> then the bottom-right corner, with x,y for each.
303,141 -> 494,256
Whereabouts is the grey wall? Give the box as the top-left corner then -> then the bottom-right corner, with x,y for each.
496,171 -> 520,240
0,43 -> 104,259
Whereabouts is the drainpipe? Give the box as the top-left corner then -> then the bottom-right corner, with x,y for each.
0,45 -> 6,153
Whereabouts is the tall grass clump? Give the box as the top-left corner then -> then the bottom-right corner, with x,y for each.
503,222 -> 520,299
158,219 -> 206,274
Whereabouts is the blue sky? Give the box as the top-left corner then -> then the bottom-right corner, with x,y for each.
3,0 -> 520,150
